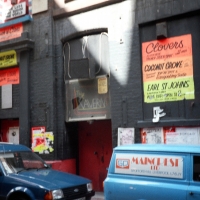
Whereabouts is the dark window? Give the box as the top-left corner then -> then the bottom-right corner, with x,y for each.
193,156 -> 200,181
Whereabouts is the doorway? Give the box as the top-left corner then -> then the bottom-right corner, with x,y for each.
0,119 -> 19,143
78,120 -> 112,191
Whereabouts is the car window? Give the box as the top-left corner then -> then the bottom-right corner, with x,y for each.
0,151 -> 48,174
193,156 -> 200,181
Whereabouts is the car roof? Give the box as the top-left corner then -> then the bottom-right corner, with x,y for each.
114,144 -> 200,154
0,143 -> 30,153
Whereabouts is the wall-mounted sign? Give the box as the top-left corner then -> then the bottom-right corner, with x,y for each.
142,34 -> 195,103
0,67 -> 19,86
98,77 -> 108,94
0,50 -> 17,68
118,128 -> 135,146
141,127 -> 164,144
32,0 -> 48,14
0,23 -> 23,42
141,127 -> 200,145
0,0 -> 32,27
1,84 -> 12,109
5,2 -> 26,21
164,127 -> 200,145
66,77 -> 111,121
152,106 -> 166,123
115,153 -> 183,179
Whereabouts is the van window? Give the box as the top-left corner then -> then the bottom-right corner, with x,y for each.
193,156 -> 200,181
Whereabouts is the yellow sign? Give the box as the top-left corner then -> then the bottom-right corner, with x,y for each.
0,50 -> 17,68
98,77 -> 108,94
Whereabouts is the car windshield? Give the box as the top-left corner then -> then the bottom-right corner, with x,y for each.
0,151 -> 48,174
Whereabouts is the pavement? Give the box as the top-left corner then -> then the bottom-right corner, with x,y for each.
91,192 -> 104,200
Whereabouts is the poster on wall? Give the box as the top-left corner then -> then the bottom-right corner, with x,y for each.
118,128 -> 135,146
0,67 -> 19,86
141,127 -> 164,144
31,127 -> 54,154
141,127 -> 200,145
142,34 -> 195,103
164,127 -> 200,145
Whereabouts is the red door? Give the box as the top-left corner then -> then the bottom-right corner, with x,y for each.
79,120 -> 112,191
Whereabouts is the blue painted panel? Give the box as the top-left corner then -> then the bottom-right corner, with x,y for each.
0,15 -> 32,29
104,144 -> 194,200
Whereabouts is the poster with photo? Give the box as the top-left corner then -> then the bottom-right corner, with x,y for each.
141,127 -> 164,144
118,128 -> 135,146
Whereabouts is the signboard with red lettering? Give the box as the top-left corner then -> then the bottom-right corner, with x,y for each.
142,34 -> 195,103
115,153 -> 183,179
0,67 -> 19,86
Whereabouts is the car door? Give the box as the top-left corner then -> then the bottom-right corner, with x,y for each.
187,155 -> 200,199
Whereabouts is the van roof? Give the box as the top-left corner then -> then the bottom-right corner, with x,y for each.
0,143 -> 30,153
115,144 -> 200,154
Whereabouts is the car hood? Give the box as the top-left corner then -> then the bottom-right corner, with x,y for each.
8,169 -> 90,190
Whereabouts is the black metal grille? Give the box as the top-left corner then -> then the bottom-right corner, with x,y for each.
62,184 -> 87,199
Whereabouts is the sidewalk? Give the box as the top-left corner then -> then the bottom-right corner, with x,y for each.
91,192 -> 104,200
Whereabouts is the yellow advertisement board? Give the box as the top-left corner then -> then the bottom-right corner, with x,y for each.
0,50 -> 17,68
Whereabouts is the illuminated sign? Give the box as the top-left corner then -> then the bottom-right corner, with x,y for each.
0,50 -> 17,68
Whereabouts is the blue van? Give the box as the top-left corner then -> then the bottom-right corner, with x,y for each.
104,144 -> 200,200
0,142 -> 95,200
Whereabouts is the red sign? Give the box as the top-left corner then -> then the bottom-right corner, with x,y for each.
0,23 -> 23,42
0,67 -> 19,86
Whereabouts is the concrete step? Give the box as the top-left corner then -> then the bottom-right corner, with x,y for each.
91,192 -> 104,200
